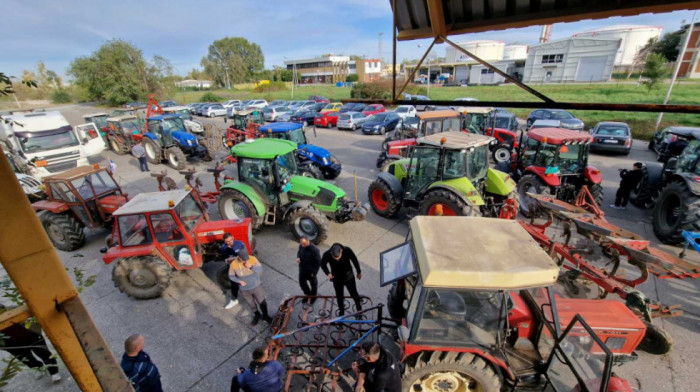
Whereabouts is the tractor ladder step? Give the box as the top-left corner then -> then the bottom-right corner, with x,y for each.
265,206 -> 277,225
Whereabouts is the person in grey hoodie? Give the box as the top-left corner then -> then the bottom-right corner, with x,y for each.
228,257 -> 273,325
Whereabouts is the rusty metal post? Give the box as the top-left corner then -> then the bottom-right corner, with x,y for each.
395,37 -> 438,99
0,157 -> 133,392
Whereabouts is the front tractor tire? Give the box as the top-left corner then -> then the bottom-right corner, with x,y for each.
517,174 -> 551,217
166,147 -> 186,170
218,189 -> 262,230
368,179 -> 401,218
39,212 -> 86,251
143,138 -> 162,164
402,351 -> 501,392
638,322 -> 673,355
652,181 -> 700,244
112,256 -> 172,299
419,189 -> 480,217
589,183 -> 604,207
287,206 -> 330,245
298,164 -> 323,179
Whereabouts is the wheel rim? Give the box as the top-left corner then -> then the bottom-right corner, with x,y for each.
371,188 -> 389,211
301,170 -> 314,178
662,193 -> 682,227
128,268 -> 157,288
111,140 -> 119,151
428,203 -> 457,216
223,199 -> 251,220
294,218 -> 319,240
168,151 -> 180,167
416,370 -> 481,392
46,222 -> 66,243
145,143 -> 155,160
494,148 -> 510,163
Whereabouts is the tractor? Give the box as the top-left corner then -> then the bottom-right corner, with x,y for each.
100,189 -> 254,299
222,109 -> 265,149
216,138 -> 368,244
31,165 -> 129,251
142,114 -> 211,170
105,115 -> 143,154
383,216 -> 641,392
460,107 -> 521,164
368,132 -> 519,218
503,127 -> 603,216
259,122 -> 342,179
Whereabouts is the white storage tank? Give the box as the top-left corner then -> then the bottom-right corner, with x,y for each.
503,45 -> 529,60
573,24 -> 662,67
446,40 -> 505,63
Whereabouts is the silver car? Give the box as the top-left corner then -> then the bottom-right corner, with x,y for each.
263,107 -> 290,122
276,110 -> 295,122
202,103 -> 227,117
337,111 -> 369,131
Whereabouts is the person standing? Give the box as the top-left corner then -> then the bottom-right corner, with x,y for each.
132,140 -> 149,172
296,236 -> 321,304
351,342 -> 401,392
610,162 -> 644,210
0,320 -> 61,384
229,254 -> 273,325
321,243 -> 363,316
221,233 -> 248,309
120,334 -> 162,392
231,346 -> 285,392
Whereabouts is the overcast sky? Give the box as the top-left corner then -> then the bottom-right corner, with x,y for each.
0,0 -> 696,79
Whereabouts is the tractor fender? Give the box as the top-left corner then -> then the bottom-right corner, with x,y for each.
524,166 -> 561,187
142,132 -> 159,141
584,165 -> 603,184
427,179 -> 484,206
102,243 -> 158,265
218,181 -> 267,216
377,172 -> 404,201
173,130 -> 199,147
674,173 -> 700,195
299,144 -> 331,167
484,167 -> 517,196
282,200 -> 314,220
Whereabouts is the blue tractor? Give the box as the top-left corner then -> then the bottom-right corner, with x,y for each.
259,122 -> 341,179
142,114 -> 212,169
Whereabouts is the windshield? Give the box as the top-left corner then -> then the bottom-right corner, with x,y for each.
494,116 -> 510,129
121,120 -> 141,134
16,125 -> 79,153
288,128 -> 306,145
595,126 -> 629,136
464,113 -> 486,134
160,118 -> 185,133
71,171 -> 120,199
551,111 -> 574,120
176,109 -> 192,120
371,114 -> 387,122
555,144 -> 584,174
176,193 -> 204,232
277,152 -> 297,182
90,116 -> 109,129
677,140 -> 700,174
396,107 -> 408,113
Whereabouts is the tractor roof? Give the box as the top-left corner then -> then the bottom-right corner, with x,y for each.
113,190 -> 190,216
418,131 -> 493,149
108,115 -> 138,121
527,127 -> 592,145
416,110 -> 460,120
462,107 -> 494,114
231,138 -> 297,159
235,109 -> 261,116
666,126 -> 700,139
44,165 -> 107,181
259,122 -> 303,133
83,112 -> 109,118
147,114 -> 180,121
410,216 -> 559,290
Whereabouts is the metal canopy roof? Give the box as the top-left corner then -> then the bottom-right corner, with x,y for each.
392,0 -> 700,41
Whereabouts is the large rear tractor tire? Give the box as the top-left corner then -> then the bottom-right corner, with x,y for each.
298,164 -> 323,179
402,351 -> 501,392
517,174 -> 551,217
652,181 -> 700,244
217,189 -> 262,230
112,256 -> 172,299
39,212 -> 86,251
109,137 -> 128,155
589,183 -> 604,207
492,145 -> 512,164
630,165 -> 663,209
143,138 -> 161,164
368,179 -> 401,218
638,322 -> 673,355
419,189 -> 481,217
287,206 -> 330,245
380,158 -> 398,173
166,147 -> 186,170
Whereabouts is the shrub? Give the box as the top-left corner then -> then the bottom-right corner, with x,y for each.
253,81 -> 288,93
403,84 -> 427,96
51,89 -> 71,104
350,82 -> 391,100
346,74 -> 359,83
200,92 -> 223,102
641,53 -> 669,91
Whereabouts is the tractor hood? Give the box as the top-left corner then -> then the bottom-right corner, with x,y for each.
288,175 -> 345,213
173,130 -> 199,146
299,144 -> 332,162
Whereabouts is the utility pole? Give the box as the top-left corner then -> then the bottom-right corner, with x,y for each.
379,32 -> 384,62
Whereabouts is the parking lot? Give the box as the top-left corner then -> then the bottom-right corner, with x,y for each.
4,103 -> 700,392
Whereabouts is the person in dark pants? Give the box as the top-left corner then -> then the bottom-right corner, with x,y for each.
0,322 -> 61,383
132,140 -> 149,172
231,346 -> 285,392
296,236 -> 321,304
221,233 -> 248,309
611,162 -> 644,210
120,334 -> 162,392
321,243 -> 363,316
351,342 -> 401,392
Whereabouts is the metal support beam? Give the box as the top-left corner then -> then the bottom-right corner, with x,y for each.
395,37 -> 438,99
392,0 -> 397,102
426,0 -> 447,42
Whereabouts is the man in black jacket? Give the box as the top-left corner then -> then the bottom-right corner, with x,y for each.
121,334 -> 162,392
351,342 -> 401,392
296,236 -> 321,303
321,243 -> 363,316
611,162 -> 644,210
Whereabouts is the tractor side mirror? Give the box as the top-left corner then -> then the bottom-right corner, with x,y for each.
99,247 -> 108,254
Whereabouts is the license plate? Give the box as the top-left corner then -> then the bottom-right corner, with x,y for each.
603,139 -> 618,144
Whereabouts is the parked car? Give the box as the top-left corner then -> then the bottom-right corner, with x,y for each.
589,121 -> 632,155
454,97 -> 479,102
321,103 -> 344,113
187,103 -> 203,114
276,110 -> 295,122
195,103 -> 213,116
263,106 -> 290,122
202,103 -> 227,117
299,100 -> 317,110
337,112 -> 369,131
409,95 -> 430,111
361,112 -> 401,135
314,111 -> 341,128
268,100 -> 286,107
526,109 -> 584,130
161,100 -> 178,107
287,101 -> 304,111
308,102 -> 326,112
223,100 -> 241,108
339,103 -> 366,113
308,95 -> 330,103
246,100 -> 268,109
362,104 -> 385,116
290,110 -> 316,126
529,119 -> 562,130
228,100 -> 253,117
490,110 -> 519,132
394,105 -> 417,119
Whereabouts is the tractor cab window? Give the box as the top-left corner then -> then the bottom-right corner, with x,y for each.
118,214 -> 153,246
276,152 -> 297,183
520,137 -> 539,166
523,287 -> 558,362
233,116 -> 247,130
150,213 -> 184,243
443,118 -> 461,133
677,140 -> 700,174
239,158 -> 276,199
466,145 -> 489,182
71,171 -> 119,199
464,114 -> 486,134
287,128 -> 307,145
555,144 -> 584,174
443,149 -> 467,179
424,120 -> 442,136
176,109 -> 192,121
406,146 -> 441,199
176,193 -> 204,232
161,117 -> 185,133
120,120 -> 140,135
534,143 -> 557,168
49,182 -> 78,203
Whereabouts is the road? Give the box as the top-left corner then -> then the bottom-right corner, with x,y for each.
4,104 -> 699,392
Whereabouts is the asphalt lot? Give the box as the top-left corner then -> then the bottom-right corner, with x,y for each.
4,104 -> 700,392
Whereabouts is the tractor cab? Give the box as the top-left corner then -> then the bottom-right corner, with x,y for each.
111,108 -> 138,117
232,109 -> 264,130
460,106 -> 493,134
143,114 -> 206,169
223,109 -> 264,148
232,139 -> 299,205
382,216 -> 641,392
106,115 -> 142,153
162,106 -> 193,121
145,115 -> 187,146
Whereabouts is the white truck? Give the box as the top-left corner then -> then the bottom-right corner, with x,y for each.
0,111 -> 105,179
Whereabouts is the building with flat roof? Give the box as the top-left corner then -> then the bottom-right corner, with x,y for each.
522,38 -> 621,83
573,24 -> 662,70
284,55 -> 350,84
348,59 -> 382,82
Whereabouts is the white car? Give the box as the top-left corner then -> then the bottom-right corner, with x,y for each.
394,105 -> 417,120
222,100 -> 241,109
202,103 -> 227,117
263,107 -> 290,122
337,112 -> 369,131
246,100 -> 268,109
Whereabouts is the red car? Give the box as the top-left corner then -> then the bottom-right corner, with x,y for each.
362,104 -> 385,116
308,95 -> 330,103
313,112 -> 340,128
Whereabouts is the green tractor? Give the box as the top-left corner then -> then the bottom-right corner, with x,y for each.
216,138 -> 368,244
368,132 -> 519,218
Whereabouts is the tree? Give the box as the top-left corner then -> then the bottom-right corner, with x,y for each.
655,31 -> 683,62
279,69 -> 293,82
68,40 -> 173,105
346,74 -> 359,82
200,37 -> 264,87
0,72 -> 36,96
641,53 -> 669,91
186,68 -> 206,80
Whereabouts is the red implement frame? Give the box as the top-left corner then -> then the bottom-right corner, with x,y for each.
152,165 -> 235,210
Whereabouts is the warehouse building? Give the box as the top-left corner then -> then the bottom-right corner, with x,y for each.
522,38 -> 621,83
573,24 -> 662,71
284,55 -> 350,84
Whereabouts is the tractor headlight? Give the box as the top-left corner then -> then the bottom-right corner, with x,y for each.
188,139 -> 194,146
308,152 -> 314,158
323,157 -> 330,165
331,156 -> 338,164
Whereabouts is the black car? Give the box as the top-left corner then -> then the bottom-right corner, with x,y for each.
290,110 -> 316,126
309,102 -> 326,112
526,109 -> 584,130
652,127 -> 700,162
361,113 -> 402,135
161,100 -> 179,107
339,103 -> 366,113
590,122 -> 632,155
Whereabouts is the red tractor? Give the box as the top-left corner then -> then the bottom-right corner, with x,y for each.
100,189 -> 254,299
223,109 -> 265,150
504,127 -> 603,216
32,165 -> 129,251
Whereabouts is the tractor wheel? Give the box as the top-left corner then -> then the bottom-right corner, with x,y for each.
322,166 -> 340,180
39,212 -> 86,251
298,164 -> 323,179
589,183 -> 604,207
638,322 -> 673,355
517,174 -> 550,217
380,158 -> 398,173
492,146 -> 512,164
368,179 -> 401,218
287,206 -> 330,245
112,256 -> 172,299
652,181 -> 700,244
419,189 -> 480,217
109,138 -> 127,155
166,147 -> 186,170
203,146 -> 216,162
630,165 -> 663,209
218,189 -> 262,230
402,351 -> 501,392
143,138 -> 161,164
